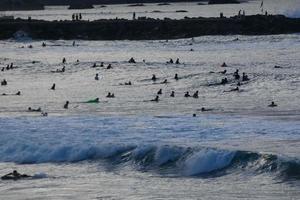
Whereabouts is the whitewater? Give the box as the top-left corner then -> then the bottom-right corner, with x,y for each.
1,0 -> 300,199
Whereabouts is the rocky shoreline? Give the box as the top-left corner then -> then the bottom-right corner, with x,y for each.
0,15 -> 299,40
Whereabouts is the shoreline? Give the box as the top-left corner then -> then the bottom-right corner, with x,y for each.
0,15 -> 299,40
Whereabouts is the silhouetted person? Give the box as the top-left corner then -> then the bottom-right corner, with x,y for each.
100,62 -> 104,67
268,101 -> 277,107
184,92 -> 190,97
1,79 -> 7,86
193,91 -> 199,98
62,57 -> 66,64
133,12 -> 136,20
15,91 -> 21,95
234,69 -> 240,80
157,89 -> 162,95
92,63 -> 97,68
42,42 -> 46,47
51,83 -> 56,90
168,59 -> 173,64
64,101 -> 69,109
129,57 -> 136,63
221,62 -> 227,67
107,64 -> 112,69
175,58 -> 180,64
221,78 -> 228,85
242,72 -> 249,81
95,74 -> 99,80
151,96 -> 159,102
151,74 -> 157,81
170,91 -> 175,97
174,73 -> 179,80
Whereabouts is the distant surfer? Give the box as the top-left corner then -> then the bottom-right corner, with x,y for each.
28,107 -> 42,112
1,170 -> 31,180
151,96 -> 159,102
268,101 -> 277,107
85,98 -> 99,103
170,91 -> 175,97
221,62 -> 227,67
64,101 -> 69,109
184,91 -> 191,97
152,74 -> 157,81
95,73 -> 99,80
174,73 -> 179,80
193,91 -> 199,98
128,57 -> 136,63
157,89 -> 162,95
175,58 -> 180,64
51,83 -> 56,90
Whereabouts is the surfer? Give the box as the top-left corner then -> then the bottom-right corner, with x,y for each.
64,101 -> 69,109
193,91 -> 199,98
174,73 -> 179,80
157,89 -> 162,95
62,57 -> 66,64
224,87 -> 239,92
221,78 -> 228,85
1,79 -> 7,86
1,170 -> 31,180
15,91 -> 21,95
51,83 -> 56,90
107,64 -> 112,69
151,96 -> 159,102
175,58 -> 180,64
170,91 -> 175,97
268,101 -> 278,107
242,72 -> 249,81
184,91 -> 191,97
128,57 -> 136,63
221,62 -> 227,67
233,69 -> 240,80
95,73 -> 99,80
152,74 -> 157,81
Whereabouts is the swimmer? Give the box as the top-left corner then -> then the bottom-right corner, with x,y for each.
242,72 -> 249,81
107,64 -> 112,69
15,91 -> 21,95
95,74 -> 99,80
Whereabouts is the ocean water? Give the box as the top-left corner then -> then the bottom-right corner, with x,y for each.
0,0 -> 300,21
1,1 -> 300,199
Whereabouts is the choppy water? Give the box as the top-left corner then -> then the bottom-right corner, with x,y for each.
1,1 -> 300,199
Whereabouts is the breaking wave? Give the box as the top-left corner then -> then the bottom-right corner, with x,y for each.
1,143 -> 299,180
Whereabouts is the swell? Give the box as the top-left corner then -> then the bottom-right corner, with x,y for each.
1,143 -> 299,180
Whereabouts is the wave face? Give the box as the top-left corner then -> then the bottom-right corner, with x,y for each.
1,142 -> 299,180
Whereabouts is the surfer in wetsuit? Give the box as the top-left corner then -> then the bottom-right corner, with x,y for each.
184,91 -> 190,97
193,91 -> 199,98
64,101 -> 69,109
268,101 -> 277,107
157,89 -> 162,95
174,73 -> 179,80
170,91 -> 175,97
86,98 -> 99,103
152,74 -> 157,81
51,83 -> 56,90
1,170 -> 31,180
95,74 -> 99,80
151,96 -> 159,102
